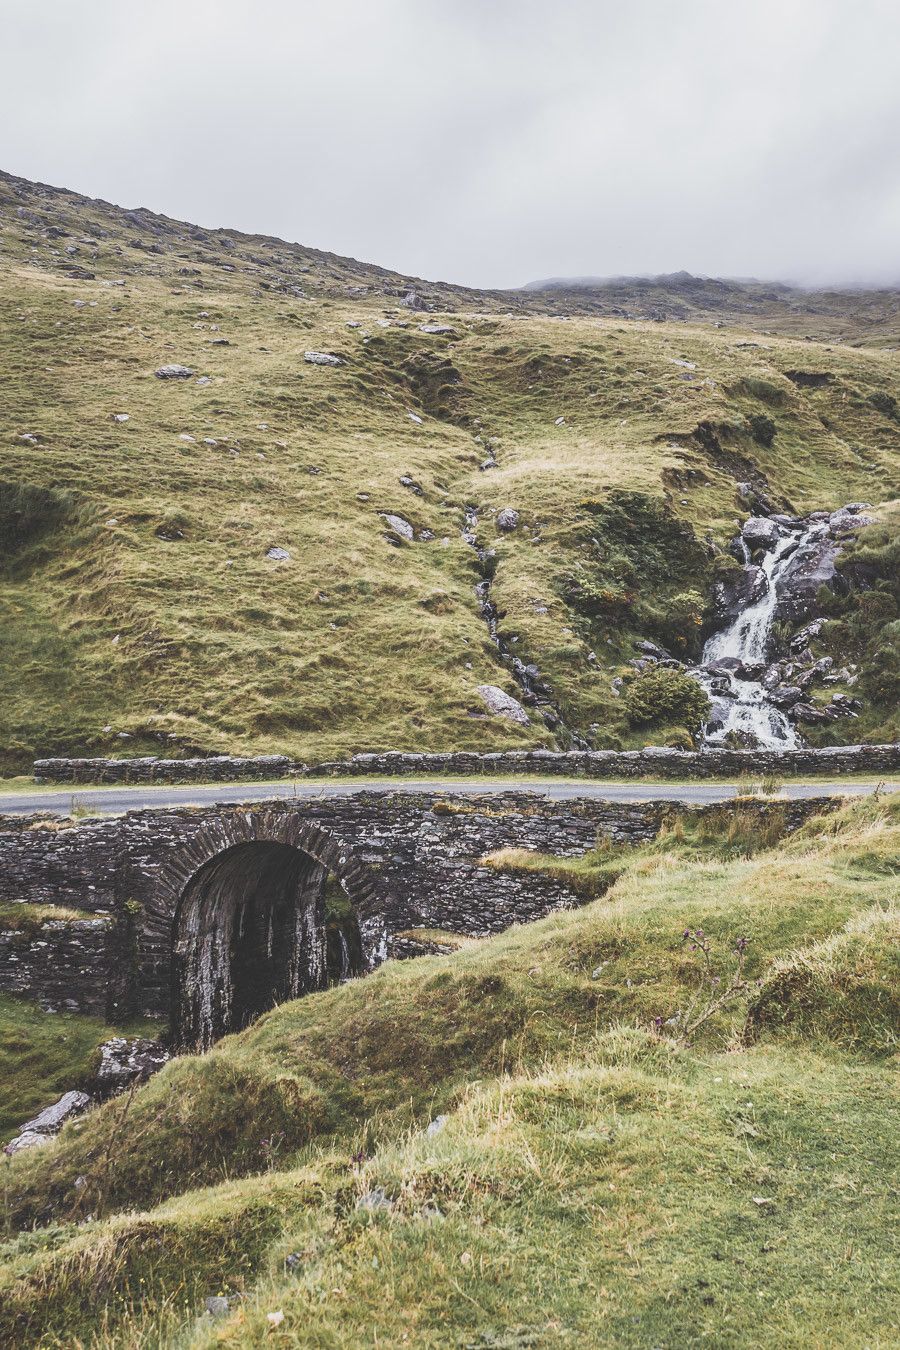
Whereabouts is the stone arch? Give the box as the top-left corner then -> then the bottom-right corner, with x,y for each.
161,810 -> 385,1049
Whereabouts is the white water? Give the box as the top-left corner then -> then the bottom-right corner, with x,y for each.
698,522 -> 822,748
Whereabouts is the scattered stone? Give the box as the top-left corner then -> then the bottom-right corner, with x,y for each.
266,547 -> 291,561
476,684 -> 530,725
112,412 -> 130,423
426,1115 -> 447,1136
154,364 -> 195,379
178,433 -> 195,443
670,358 -> 697,369
419,323 -> 454,335
205,1296 -> 230,1318
196,376 -> 211,386
304,351 -> 343,366
399,475 -> 423,495
407,411 -> 424,424
496,508 -> 519,532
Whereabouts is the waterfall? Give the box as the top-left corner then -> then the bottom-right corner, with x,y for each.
697,520 -> 825,749
338,930 -> 351,981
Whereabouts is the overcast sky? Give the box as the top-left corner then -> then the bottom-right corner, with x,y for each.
2,0 -> 898,289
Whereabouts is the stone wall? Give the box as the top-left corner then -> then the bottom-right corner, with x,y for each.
0,918 -> 111,1016
0,791 -> 831,1028
33,743 -> 900,786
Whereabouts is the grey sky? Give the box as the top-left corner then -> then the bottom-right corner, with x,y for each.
2,0 -> 898,288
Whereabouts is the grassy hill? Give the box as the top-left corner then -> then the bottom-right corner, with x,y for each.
1,794 -> 897,1346
1,169 -> 899,770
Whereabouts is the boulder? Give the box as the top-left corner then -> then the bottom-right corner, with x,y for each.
742,516 -> 781,551
93,1038 -> 170,1097
496,508 -> 519,532
770,685 -> 803,709
266,546 -> 290,561
4,1090 -> 91,1154
379,513 -> 414,542
790,619 -> 824,651
829,504 -> 873,537
476,685 -> 530,725
154,364 -> 195,379
4,1130 -> 53,1156
635,639 -> 669,660
20,1090 -> 91,1135
303,351 -> 343,367
793,702 -> 831,724
712,565 -> 768,624
774,531 -> 843,622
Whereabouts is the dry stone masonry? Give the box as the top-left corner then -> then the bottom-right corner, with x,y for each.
33,743 -> 900,785
1,790 -> 831,1049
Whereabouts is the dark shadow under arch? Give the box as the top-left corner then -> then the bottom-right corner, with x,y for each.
172,839 -> 362,1049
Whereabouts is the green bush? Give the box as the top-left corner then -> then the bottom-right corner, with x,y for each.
565,492 -> 711,657
624,666 -> 711,735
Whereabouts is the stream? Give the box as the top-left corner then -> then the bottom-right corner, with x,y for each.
696,519 -> 827,748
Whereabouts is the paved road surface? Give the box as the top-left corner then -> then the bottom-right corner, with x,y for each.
0,778 -> 889,817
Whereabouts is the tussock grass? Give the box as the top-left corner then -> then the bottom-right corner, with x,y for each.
0,796 -> 898,1345
1,180 -> 899,767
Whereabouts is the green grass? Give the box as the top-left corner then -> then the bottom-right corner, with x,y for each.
1,174 -> 899,770
0,995 -> 162,1140
0,796 -> 897,1345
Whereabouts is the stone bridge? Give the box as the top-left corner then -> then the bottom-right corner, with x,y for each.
0,790 -> 826,1049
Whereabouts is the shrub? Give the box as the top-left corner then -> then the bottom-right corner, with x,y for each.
624,667 -> 711,735
664,727 -> 695,750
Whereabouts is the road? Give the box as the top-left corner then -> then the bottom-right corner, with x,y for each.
0,777 -> 889,817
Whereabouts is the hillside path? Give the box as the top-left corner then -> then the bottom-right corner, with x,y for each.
0,777 -> 890,817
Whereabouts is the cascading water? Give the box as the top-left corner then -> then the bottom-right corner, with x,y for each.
697,519 -> 826,749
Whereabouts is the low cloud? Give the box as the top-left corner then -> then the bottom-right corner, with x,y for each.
1,0 -> 897,288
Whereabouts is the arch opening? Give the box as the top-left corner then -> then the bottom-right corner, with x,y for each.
172,840 -> 362,1049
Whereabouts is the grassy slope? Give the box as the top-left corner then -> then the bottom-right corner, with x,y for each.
2,172 -> 900,769
0,993 -> 161,1139
1,796 -> 897,1346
